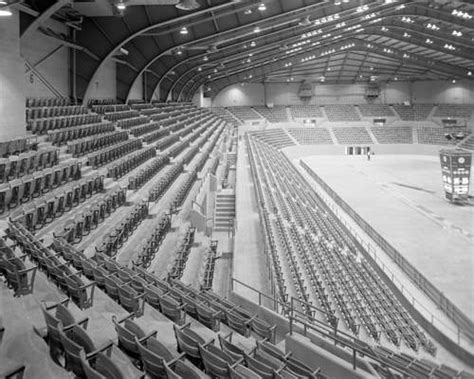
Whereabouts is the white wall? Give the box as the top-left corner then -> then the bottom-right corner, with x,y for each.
0,9 -> 26,139
212,83 -> 265,106
85,59 -> 116,100
22,20 -> 69,98
212,80 -> 474,107
128,73 -> 143,101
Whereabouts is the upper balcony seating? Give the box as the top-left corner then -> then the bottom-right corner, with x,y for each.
0,136 -> 38,158
332,127 -> 373,144
324,105 -> 360,122
290,105 -> 324,118
0,146 -> 59,184
254,106 -> 289,123
28,114 -> 102,135
358,104 -> 395,117
392,104 -> 433,120
418,127 -> 469,145
434,104 -> 473,119
288,128 -> 333,145
370,126 -> 413,144
210,107 -> 239,125
227,107 -> 262,121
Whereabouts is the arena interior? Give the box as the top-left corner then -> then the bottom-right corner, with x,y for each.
0,0 -> 473,378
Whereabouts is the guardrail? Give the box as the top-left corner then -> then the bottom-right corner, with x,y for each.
299,159 -> 474,346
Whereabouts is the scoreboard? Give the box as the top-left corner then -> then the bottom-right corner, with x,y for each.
439,149 -> 472,202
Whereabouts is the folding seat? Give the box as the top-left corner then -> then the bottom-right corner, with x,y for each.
59,324 -> 113,377
118,284 -> 146,316
64,274 -> 96,310
60,163 -> 71,184
7,156 -> 19,181
31,172 -> 44,198
17,153 -> 30,177
9,179 -> 23,209
0,158 -> 10,183
195,302 -> 222,332
173,323 -> 210,368
42,168 -> 53,194
44,194 -> 58,224
33,199 -> 46,230
199,343 -> 235,378
0,255 -> 37,296
160,294 -> 186,325
0,183 -> 10,214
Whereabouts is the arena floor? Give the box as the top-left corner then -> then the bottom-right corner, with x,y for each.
297,154 -> 474,322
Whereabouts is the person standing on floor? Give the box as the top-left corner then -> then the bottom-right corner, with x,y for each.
367,149 -> 371,161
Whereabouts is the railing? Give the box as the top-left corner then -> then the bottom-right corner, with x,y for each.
231,278 -> 410,377
299,159 -> 474,346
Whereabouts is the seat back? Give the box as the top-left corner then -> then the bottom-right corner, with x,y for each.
136,337 -> 170,378
199,344 -> 230,378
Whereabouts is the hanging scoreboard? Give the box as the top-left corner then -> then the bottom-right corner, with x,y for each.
439,149 -> 472,202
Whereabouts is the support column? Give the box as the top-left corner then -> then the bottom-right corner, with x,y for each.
0,9 -> 26,139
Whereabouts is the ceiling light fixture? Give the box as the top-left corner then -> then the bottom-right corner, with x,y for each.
0,0 -> 12,16
253,26 -> 261,33
176,0 -> 200,11
116,1 -> 126,10
258,3 -> 266,11
180,26 -> 188,35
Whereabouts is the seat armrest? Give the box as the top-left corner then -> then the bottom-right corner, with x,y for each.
167,352 -> 186,366
86,340 -> 114,359
44,297 -> 69,310
138,330 -> 158,344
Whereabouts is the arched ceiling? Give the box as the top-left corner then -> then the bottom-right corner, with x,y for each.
17,0 -> 474,102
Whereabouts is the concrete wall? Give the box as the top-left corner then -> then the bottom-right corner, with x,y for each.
22,20 -> 69,98
212,80 -> 474,107
0,9 -> 26,139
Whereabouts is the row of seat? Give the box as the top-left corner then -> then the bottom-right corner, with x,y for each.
116,115 -> 150,130
47,121 -> 115,146
148,163 -> 184,202
0,136 -> 38,158
332,127 -> 373,144
26,97 -> 74,108
141,127 -> 170,144
91,103 -> 129,114
168,226 -> 196,281
288,128 -> 333,145
254,106 -> 289,123
53,185 -> 127,245
106,146 -> 156,180
358,104 -> 395,118
324,104 -> 361,122
132,213 -> 171,269
0,160 -> 81,215
67,130 -> 129,157
126,121 -> 160,137
94,200 -> 149,258
87,139 -> 142,168
392,104 -> 433,121
7,221 -> 96,309
28,114 -> 102,135
26,105 -> 88,121
248,135 -> 437,355
104,110 -> 140,122
172,172 -> 198,209
9,173 -> 105,233
0,237 -> 37,296
290,105 -> 324,119
249,129 -> 296,149
128,154 -> 170,190
0,147 -> 59,183
200,241 -> 218,291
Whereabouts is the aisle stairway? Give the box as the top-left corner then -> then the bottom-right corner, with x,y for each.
214,190 -> 235,231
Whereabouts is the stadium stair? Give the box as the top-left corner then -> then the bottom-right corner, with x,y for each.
214,190 -> 235,231
327,127 -> 339,145
365,126 -> 378,144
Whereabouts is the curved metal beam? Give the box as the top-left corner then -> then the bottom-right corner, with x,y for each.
126,0 -> 340,102
83,0 -> 260,102
183,36 -> 472,101
21,0 -> 72,41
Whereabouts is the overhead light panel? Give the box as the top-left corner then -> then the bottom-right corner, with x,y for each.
258,3 -> 266,11
180,26 -> 189,35
0,0 -> 12,16
116,1 -> 126,10
253,26 -> 261,33
176,0 -> 200,11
